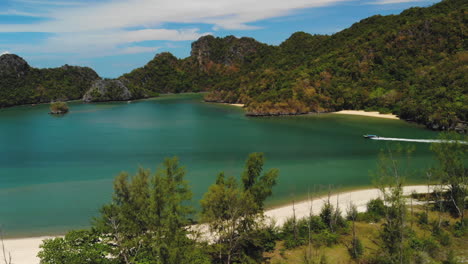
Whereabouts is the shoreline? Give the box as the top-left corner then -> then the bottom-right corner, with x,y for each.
333,110 -> 399,120
265,185 -> 429,227
205,101 -> 245,108
2,184 -> 430,264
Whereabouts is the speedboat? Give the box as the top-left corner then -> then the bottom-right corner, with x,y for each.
363,134 -> 378,139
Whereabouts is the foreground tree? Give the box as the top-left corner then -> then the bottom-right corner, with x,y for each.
39,157 -> 210,264
373,146 -> 413,264
346,202 -> 364,260
39,230 -> 112,264
200,153 -> 279,264
430,132 -> 467,223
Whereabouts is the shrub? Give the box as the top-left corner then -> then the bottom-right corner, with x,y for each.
312,230 -> 339,247
452,220 -> 467,237
417,212 -> 429,225
49,101 -> 69,114
366,198 -> 386,222
348,237 -> 364,259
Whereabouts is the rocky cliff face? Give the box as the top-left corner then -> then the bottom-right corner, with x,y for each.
83,79 -> 132,102
190,35 -> 265,69
0,54 -> 30,77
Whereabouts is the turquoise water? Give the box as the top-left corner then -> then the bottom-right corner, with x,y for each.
0,94 -> 438,237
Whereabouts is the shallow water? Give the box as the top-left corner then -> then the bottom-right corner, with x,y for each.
0,94 -> 438,237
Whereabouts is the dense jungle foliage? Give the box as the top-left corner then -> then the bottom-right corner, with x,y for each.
121,0 -> 467,130
1,0 -> 466,130
198,0 -> 467,130
0,54 -> 99,107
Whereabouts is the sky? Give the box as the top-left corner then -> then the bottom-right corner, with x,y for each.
0,0 -> 440,78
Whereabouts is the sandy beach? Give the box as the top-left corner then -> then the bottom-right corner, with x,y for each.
334,110 -> 399,120
265,185 -> 429,226
1,236 -> 55,264
2,185 -> 429,264
229,103 -> 245,107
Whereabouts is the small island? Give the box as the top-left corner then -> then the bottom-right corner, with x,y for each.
49,101 -> 69,115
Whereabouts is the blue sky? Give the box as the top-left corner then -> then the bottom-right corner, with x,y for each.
0,0 -> 439,78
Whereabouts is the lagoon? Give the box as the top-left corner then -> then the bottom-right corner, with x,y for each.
0,94 -> 438,237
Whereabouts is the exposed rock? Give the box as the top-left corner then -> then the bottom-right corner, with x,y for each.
49,101 -> 69,115
83,79 -> 132,102
191,35 -> 264,69
0,54 -> 30,77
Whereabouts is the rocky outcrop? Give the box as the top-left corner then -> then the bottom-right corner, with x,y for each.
49,102 -> 69,115
0,54 -> 30,77
83,79 -> 132,102
190,35 -> 265,69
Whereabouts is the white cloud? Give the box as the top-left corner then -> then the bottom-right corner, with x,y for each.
9,28 -> 209,57
1,0 -> 352,33
1,0 -> 353,56
0,9 -> 46,17
1,51 -> 11,55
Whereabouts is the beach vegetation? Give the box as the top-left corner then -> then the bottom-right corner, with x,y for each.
200,153 -> 279,264
36,140 -> 467,264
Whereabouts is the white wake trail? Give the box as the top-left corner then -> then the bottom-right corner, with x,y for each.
371,137 -> 468,144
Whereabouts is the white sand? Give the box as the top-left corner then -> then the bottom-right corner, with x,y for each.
229,103 -> 245,107
266,185 -> 430,226
1,236 -> 55,264
334,110 -> 399,120
208,102 -> 244,107
2,185 -> 429,264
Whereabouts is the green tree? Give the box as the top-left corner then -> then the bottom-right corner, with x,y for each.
241,152 -> 279,211
38,230 -> 113,264
39,157 -> 210,264
346,202 -> 364,260
430,132 -> 467,223
374,146 -> 413,264
200,153 -> 279,264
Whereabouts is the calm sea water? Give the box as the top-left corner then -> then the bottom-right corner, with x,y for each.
0,94 -> 438,237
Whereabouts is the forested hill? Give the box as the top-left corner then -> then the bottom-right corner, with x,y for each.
0,54 -> 100,106
121,0 -> 467,131
1,0 -> 466,131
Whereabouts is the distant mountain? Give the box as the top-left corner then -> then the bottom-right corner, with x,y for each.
121,0 -> 466,131
1,0 -> 466,131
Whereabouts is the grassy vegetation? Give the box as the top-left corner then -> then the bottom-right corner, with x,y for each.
49,101 -> 69,114
267,207 -> 467,264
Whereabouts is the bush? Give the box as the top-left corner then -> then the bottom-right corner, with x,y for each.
280,215 -> 328,249
417,212 -> 429,225
49,101 -> 69,114
452,220 -> 467,237
257,224 -> 280,252
423,237 -> 442,259
312,230 -> 339,247
443,250 -> 458,264
366,198 -> 386,222
348,237 -> 364,259
437,231 -> 452,246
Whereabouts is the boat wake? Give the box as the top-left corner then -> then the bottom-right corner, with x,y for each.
371,137 -> 468,144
